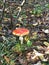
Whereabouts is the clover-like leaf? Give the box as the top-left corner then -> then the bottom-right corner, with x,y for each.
27,40 -> 32,47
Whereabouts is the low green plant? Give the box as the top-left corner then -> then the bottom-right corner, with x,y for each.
12,43 -> 25,53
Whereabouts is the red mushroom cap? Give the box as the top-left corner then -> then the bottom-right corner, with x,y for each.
12,28 -> 29,36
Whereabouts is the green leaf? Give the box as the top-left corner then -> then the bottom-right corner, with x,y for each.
13,15 -> 17,18
27,40 -> 32,47
45,4 -> 49,8
15,43 -> 21,52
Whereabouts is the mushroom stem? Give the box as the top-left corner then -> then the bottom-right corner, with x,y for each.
19,36 -> 23,44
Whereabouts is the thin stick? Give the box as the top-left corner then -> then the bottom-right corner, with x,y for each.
16,0 -> 25,18
1,0 -> 6,23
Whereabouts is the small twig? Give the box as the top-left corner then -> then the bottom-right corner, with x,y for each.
20,0 -> 25,7
16,0 -> 25,18
1,0 -> 6,22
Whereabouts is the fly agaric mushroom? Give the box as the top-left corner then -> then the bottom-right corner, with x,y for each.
12,28 -> 29,44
